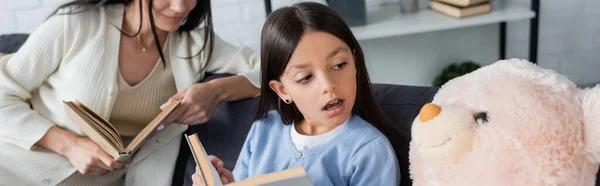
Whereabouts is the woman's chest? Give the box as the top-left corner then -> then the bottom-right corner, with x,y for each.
118,36 -> 163,86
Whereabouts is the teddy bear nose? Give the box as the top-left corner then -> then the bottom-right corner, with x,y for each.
420,103 -> 441,122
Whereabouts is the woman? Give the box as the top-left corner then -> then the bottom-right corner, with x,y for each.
0,0 -> 260,185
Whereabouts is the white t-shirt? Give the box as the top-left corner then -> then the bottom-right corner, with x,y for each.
290,118 -> 349,151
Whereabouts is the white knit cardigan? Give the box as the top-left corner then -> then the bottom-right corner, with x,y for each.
0,4 -> 260,185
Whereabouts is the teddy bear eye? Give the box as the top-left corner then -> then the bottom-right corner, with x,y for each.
475,112 -> 488,124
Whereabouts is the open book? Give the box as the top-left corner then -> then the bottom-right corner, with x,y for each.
185,134 -> 314,186
62,99 -> 181,161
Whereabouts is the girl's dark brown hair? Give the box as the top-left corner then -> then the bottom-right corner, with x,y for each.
253,2 -> 411,184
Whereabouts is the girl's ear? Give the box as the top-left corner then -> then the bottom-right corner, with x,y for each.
582,85 -> 600,163
269,80 -> 291,102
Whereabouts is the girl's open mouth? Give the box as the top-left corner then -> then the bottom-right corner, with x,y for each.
322,99 -> 345,116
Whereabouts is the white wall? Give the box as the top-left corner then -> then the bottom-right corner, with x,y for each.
0,0 -> 64,34
361,24 -> 499,86
360,0 -> 600,86
1,0 -> 599,86
211,0 -> 326,52
506,0 -> 600,86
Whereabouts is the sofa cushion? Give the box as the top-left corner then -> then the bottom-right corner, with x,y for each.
372,84 -> 437,186
174,74 -> 438,186
0,34 -> 29,54
171,73 -> 259,186
372,84 -> 438,138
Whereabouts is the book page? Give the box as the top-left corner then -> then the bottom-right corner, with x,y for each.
126,99 -> 181,152
80,112 -> 122,151
226,168 -> 313,186
74,101 -> 123,150
63,101 -> 121,158
186,134 -> 224,186
85,116 -> 121,150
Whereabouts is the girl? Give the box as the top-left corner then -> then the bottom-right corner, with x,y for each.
193,2 -> 403,186
0,0 -> 260,185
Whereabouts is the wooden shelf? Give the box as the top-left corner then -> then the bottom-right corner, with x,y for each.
350,4 -> 536,41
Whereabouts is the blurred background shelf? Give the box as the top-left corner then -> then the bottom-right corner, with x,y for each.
350,4 -> 535,41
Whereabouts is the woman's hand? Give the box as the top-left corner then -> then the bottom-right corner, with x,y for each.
62,136 -> 127,176
158,75 -> 260,129
37,126 -> 126,176
160,82 -> 222,127
192,155 -> 234,186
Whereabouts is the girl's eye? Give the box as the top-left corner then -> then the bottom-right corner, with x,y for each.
332,62 -> 347,70
296,74 -> 313,83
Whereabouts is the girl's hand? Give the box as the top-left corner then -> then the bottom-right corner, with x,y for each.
62,136 -> 126,176
159,82 -> 221,128
192,155 -> 234,185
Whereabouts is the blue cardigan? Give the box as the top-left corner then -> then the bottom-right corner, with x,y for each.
232,111 -> 400,186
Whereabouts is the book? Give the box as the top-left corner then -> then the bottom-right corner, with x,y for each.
430,1 -> 492,18
434,0 -> 489,7
62,99 -> 181,161
185,134 -> 314,186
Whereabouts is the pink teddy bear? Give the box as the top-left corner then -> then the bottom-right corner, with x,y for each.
409,59 -> 600,186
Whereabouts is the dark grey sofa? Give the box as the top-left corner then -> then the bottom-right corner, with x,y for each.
0,34 -> 30,54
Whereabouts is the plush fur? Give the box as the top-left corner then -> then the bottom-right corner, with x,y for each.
409,59 -> 600,186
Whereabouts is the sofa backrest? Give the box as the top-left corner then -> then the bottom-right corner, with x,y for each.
0,34 -> 29,54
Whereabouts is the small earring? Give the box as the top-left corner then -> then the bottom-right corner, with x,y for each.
284,99 -> 291,104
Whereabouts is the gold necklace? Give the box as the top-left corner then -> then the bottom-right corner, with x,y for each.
137,37 -> 147,52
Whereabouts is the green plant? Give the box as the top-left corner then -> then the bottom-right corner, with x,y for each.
432,61 -> 481,87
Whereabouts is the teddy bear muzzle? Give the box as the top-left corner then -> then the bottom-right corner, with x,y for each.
412,103 -> 477,167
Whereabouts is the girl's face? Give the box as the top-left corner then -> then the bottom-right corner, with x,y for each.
147,0 -> 197,32
269,31 -> 357,127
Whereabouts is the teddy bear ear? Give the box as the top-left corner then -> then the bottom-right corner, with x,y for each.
582,85 -> 600,163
